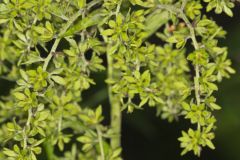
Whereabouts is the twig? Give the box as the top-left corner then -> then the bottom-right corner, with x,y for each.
43,10 -> 83,71
97,126 -> 105,160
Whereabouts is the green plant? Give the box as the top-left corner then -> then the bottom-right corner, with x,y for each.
0,0 -> 237,159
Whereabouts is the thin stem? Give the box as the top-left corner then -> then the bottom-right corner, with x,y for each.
116,0 -> 122,14
99,26 -> 122,148
97,126 -> 105,160
43,38 -> 60,71
179,11 -> 201,106
23,128 -> 27,149
43,10 -> 83,71
100,0 -> 122,150
157,4 -> 201,106
23,108 -> 32,149
158,3 -> 202,133
107,51 -> 121,149
44,139 -> 55,160
58,116 -> 62,133
87,0 -> 102,9
209,27 -> 221,40
26,108 -> 32,127
181,0 -> 188,10
108,1 -> 123,149
41,10 -> 83,160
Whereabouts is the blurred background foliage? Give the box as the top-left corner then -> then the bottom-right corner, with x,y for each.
0,3 -> 240,160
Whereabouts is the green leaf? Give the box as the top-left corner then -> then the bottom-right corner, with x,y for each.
64,9 -> 107,37
101,29 -> 114,36
167,36 -> 178,43
0,19 -> 9,24
182,102 -> 191,111
77,136 -> 92,143
111,148 -> 122,158
3,148 -> 17,157
153,96 -> 164,104
77,0 -> 86,8
19,69 -> 28,81
64,49 -> 76,57
223,5 -> 233,17
32,147 -> 42,155
124,76 -> 135,83
32,138 -> 46,147
206,139 -> 215,149
38,111 -> 50,121
58,139 -> 64,151
51,76 -> 66,85
13,92 -> 26,101
95,106 -> 102,119
209,103 -> 221,110
22,54 -> 44,65
139,97 -> 148,107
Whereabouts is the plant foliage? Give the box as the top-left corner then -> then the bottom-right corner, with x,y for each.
0,0 -> 237,159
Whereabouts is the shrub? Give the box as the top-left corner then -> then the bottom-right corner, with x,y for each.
0,0 -> 237,159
